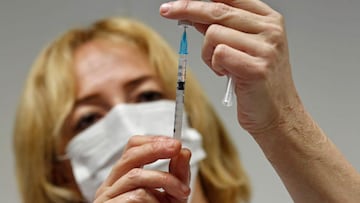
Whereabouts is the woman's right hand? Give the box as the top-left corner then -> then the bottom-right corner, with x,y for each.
160,0 -> 301,137
94,135 -> 191,203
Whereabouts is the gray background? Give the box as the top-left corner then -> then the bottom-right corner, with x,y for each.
1,0 -> 359,202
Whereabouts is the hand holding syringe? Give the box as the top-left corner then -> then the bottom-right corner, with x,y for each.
173,1 -> 234,140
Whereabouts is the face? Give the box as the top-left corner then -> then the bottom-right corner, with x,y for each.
62,39 -> 166,147
55,39 -> 166,196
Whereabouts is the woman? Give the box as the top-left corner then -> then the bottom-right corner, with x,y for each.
14,0 -> 360,202
13,17 -> 250,203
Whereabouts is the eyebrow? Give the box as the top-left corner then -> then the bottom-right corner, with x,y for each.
74,75 -> 158,107
123,75 -> 157,92
74,93 -> 102,107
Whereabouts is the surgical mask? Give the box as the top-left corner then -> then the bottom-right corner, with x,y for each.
65,100 -> 206,202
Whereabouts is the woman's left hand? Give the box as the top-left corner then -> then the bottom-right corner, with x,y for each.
94,135 -> 191,203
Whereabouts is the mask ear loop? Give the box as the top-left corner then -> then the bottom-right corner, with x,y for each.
57,153 -> 70,161
51,151 -> 77,190
54,137 -> 70,161
53,131 -> 70,162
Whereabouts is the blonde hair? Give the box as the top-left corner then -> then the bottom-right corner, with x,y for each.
14,17 -> 251,203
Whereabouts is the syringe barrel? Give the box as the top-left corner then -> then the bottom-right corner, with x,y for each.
177,54 -> 187,82
173,88 -> 184,140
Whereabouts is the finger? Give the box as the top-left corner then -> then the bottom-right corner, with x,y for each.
106,168 -> 190,201
211,0 -> 274,16
100,139 -> 181,188
124,135 -> 174,152
95,188 -> 159,203
169,148 -> 191,186
160,1 -> 266,34
147,188 -> 181,203
202,24 -> 267,70
211,44 -> 265,80
193,23 -> 209,35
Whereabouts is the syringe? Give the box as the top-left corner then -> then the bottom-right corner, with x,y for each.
173,23 -> 188,140
222,76 -> 235,107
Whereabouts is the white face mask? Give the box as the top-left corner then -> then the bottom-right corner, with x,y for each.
65,100 -> 206,202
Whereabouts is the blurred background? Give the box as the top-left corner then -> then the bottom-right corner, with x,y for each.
1,0 -> 359,202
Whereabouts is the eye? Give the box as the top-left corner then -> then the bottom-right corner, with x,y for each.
74,112 -> 102,133
136,91 -> 163,103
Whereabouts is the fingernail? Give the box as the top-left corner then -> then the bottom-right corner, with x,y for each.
160,3 -> 171,14
181,183 -> 191,195
168,139 -> 179,148
180,184 -> 190,192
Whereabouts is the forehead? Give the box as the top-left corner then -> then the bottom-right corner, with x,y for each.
74,39 -> 153,73
73,39 -> 159,96
74,39 -> 156,78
